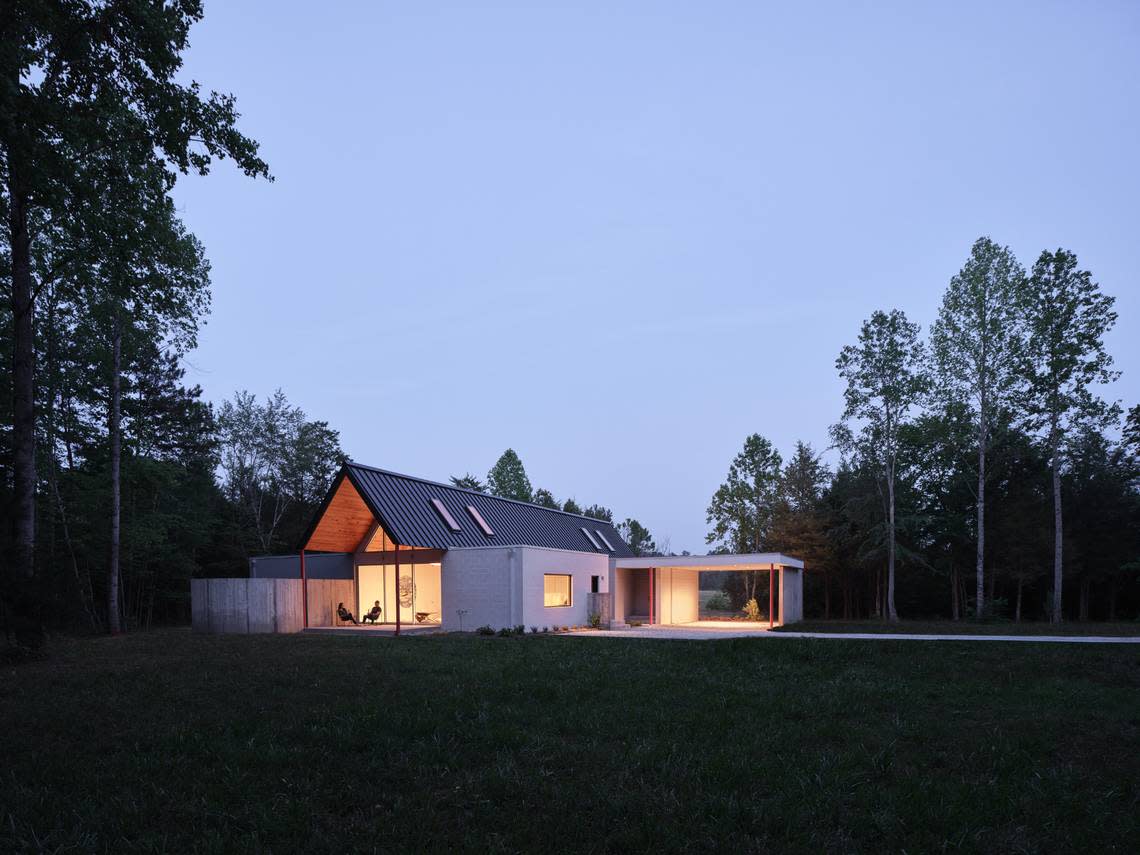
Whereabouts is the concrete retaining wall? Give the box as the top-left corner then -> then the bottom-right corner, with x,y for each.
191,577 -> 352,633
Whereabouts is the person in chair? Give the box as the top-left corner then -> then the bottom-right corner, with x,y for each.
336,602 -> 358,625
363,601 -> 382,624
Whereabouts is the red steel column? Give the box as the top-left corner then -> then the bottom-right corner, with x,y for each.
394,542 -> 401,637
648,568 -> 654,625
769,564 -> 774,629
300,548 -> 309,629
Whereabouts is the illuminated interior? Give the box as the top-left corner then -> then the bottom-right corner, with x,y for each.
357,562 -> 442,625
543,574 -> 572,607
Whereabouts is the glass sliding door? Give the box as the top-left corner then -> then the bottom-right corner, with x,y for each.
357,561 -> 442,626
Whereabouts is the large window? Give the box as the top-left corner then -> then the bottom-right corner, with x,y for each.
543,574 -> 572,608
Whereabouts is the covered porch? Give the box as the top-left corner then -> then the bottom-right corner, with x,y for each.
611,553 -> 805,628
301,469 -> 443,633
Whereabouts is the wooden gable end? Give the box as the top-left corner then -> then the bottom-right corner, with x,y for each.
303,476 -> 376,553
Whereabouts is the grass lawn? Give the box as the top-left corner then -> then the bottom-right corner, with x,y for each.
2,630 -> 1138,853
771,619 -> 1140,636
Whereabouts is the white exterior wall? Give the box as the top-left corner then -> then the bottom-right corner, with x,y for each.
440,547 -> 515,631
441,546 -> 608,631
778,567 -> 804,624
655,567 -> 700,624
519,547 -> 610,630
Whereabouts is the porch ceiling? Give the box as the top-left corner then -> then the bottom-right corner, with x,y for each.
303,475 -> 375,553
614,552 -> 804,571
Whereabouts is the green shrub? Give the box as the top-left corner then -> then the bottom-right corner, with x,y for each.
587,612 -> 602,629
530,626 -> 539,634
515,624 -> 525,635
705,591 -> 731,611
475,625 -> 495,636
497,627 -> 514,637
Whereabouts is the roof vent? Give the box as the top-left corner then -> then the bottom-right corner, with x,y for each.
467,505 -> 494,537
595,530 -> 615,551
431,498 -> 461,532
580,527 -> 603,550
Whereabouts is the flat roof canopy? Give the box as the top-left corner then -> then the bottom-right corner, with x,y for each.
615,552 -> 804,571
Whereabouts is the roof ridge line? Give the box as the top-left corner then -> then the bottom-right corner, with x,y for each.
344,461 -> 623,527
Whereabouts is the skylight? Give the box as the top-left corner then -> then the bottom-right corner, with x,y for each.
580,527 -> 603,550
595,530 -> 615,551
431,498 -> 461,531
467,505 -> 494,537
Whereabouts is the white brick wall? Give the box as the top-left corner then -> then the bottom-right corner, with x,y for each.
440,546 -> 610,631
440,547 -> 514,631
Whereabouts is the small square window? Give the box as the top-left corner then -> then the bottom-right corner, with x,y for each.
543,574 -> 572,608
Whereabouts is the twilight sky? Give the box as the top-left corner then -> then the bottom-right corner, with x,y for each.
172,1 -> 1140,554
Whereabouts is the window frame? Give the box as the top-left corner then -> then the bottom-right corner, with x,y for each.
543,573 -> 573,608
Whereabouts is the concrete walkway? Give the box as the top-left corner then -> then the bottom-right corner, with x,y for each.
569,624 -> 1140,644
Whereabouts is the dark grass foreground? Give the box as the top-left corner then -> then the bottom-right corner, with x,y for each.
1,631 -> 1137,853
771,619 -> 1140,636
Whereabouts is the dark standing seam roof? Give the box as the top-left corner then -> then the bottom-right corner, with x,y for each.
326,462 -> 634,557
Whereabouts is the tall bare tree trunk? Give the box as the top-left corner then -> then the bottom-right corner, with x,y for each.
1015,578 -> 1023,622
7,169 -> 36,588
107,314 -> 123,634
950,565 -> 959,621
1050,420 -> 1063,624
886,464 -> 898,621
976,423 -> 986,619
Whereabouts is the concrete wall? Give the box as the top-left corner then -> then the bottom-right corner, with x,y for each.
779,567 -> 804,624
249,553 -> 353,580
440,547 -> 515,631
441,546 -> 608,631
191,577 -> 351,633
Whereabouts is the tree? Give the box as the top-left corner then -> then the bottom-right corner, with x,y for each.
450,473 -> 486,492
486,449 -> 532,502
706,434 -> 783,604
74,138 -> 210,633
532,488 -> 560,509
835,309 -> 928,621
1122,405 -> 1140,455
562,498 -> 582,515
582,504 -> 614,523
770,441 -> 833,613
1,2 -> 268,637
904,403 -> 977,619
1018,250 -> 1119,622
618,519 -> 657,556
217,391 -> 343,555
930,237 -> 1026,618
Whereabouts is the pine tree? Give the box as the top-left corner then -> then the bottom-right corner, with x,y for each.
486,449 -> 533,502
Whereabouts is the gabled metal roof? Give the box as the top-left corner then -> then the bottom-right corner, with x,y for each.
302,462 -> 634,557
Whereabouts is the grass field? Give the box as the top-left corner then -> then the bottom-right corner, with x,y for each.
771,619 -> 1140,636
2,630 -> 1138,853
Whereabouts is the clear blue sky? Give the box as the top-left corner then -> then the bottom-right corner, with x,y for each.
173,1 -> 1140,554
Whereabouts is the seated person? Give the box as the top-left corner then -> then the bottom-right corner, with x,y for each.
336,602 -> 358,625
363,601 -> 382,624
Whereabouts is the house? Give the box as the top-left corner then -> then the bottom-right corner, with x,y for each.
192,462 -> 806,633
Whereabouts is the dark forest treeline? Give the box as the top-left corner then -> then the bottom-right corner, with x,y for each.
3,7 -> 1138,648
705,239 -> 1138,623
